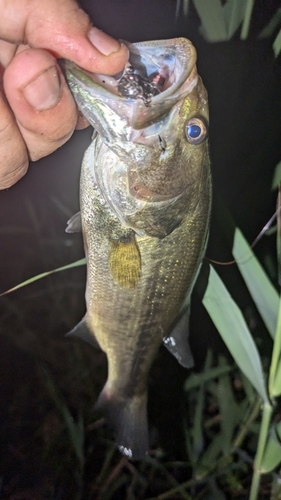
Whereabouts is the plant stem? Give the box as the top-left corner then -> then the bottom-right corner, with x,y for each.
241,0 -> 255,39
233,397 -> 261,449
249,402 -> 273,500
269,292 -> 281,398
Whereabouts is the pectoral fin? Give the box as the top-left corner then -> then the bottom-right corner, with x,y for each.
65,212 -> 82,233
109,234 -> 141,289
163,307 -> 194,369
66,316 -> 100,349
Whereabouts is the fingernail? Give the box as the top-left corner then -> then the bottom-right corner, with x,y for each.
88,27 -> 121,56
23,65 -> 61,110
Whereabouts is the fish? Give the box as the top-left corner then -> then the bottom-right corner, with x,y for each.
63,38 -> 211,460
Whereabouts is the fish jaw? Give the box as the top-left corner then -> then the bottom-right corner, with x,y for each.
62,38 -> 199,166
62,38 -> 197,131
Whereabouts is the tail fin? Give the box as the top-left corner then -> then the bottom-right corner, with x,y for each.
95,386 -> 149,460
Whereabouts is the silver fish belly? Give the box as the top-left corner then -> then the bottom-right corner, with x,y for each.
64,38 -> 211,460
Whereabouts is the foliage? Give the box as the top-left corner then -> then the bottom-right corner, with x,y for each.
177,0 -> 281,55
1,2 -> 281,498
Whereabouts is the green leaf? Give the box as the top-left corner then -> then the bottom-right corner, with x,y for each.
272,161 -> 281,190
190,351 -> 213,463
177,0 -> 256,41
217,359 -> 240,455
183,0 -> 190,16
224,0 -> 246,39
192,379 -> 205,462
232,228 -> 279,339
270,356 -> 281,397
269,297 -> 281,398
196,432 -> 225,477
259,9 -> 281,39
240,372 -> 257,404
260,422 -> 281,473
193,0 -> 228,41
208,478 -> 227,500
193,0 -> 250,42
240,0 -> 254,39
40,366 -> 85,468
184,364 -> 233,391
202,264 -> 269,404
271,473 -> 281,498
0,258 -> 86,296
273,28 -> 281,57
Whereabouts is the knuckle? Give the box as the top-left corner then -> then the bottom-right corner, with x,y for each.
0,151 -> 28,189
0,104 -> 29,189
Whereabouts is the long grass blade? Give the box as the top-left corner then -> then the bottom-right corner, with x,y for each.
259,9 -> 281,39
183,0 -> 190,17
192,0 -> 227,41
273,28 -> 281,57
191,352 -> 213,463
0,258 -> 86,296
184,364 -> 233,391
240,0 -> 254,39
224,0 -> 246,39
272,161 -> 281,189
197,433 -> 225,477
277,187 -> 281,286
249,402 -> 273,500
40,365 -> 85,468
175,0 -> 181,19
260,422 -> 281,473
217,357 -> 239,455
269,296 -> 281,398
202,264 -> 269,404
232,228 -> 279,339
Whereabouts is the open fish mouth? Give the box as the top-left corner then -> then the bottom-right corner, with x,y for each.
62,38 -> 198,129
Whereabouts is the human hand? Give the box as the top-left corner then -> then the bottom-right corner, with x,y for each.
0,0 -> 128,189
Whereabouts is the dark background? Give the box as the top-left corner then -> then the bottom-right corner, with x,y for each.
0,0 -> 281,497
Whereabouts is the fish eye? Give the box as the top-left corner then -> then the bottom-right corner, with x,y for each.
185,118 -> 207,144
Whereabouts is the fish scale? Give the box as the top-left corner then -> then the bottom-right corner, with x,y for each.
63,37 -> 211,459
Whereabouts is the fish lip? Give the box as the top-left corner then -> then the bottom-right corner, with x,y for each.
61,38 -> 198,130
62,37 -> 197,97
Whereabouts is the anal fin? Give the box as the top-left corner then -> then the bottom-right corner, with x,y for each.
163,306 -> 194,369
66,316 -> 100,350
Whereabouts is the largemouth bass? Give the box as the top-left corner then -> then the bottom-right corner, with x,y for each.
63,38 -> 211,460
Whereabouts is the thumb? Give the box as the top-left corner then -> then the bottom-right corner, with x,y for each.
0,0 -> 128,75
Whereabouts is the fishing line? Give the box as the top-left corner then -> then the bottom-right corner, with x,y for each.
208,201 -> 281,266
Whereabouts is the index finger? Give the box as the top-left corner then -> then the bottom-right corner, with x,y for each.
0,0 -> 128,75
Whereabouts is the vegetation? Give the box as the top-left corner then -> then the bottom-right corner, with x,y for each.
1,1 -> 281,498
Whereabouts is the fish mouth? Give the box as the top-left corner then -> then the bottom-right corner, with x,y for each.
86,38 -> 197,98
62,38 -> 198,130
